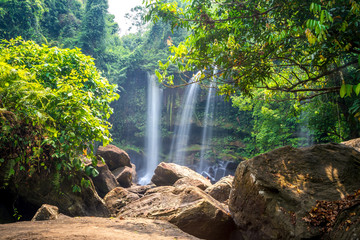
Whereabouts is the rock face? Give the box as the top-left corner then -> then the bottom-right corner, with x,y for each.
0,216 -> 201,240
32,204 -> 59,221
151,162 -> 212,190
96,144 -> 131,171
342,137 -> 360,152
15,172 -> 110,218
104,187 -> 140,216
229,143 -> 360,239
325,201 -> 360,240
91,163 -> 118,198
118,185 -> 236,240
113,166 -> 133,188
205,175 -> 233,203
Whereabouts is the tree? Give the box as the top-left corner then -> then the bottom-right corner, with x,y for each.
145,0 -> 360,99
0,38 -> 118,190
0,0 -> 46,42
80,0 -> 108,68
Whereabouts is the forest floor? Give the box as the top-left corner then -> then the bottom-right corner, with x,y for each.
0,215 -> 200,240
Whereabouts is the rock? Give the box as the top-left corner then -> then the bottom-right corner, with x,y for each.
205,175 -> 233,203
229,143 -> 360,239
173,177 -> 210,190
118,185 -> 236,240
15,172 -> 110,218
91,163 -> 118,198
104,187 -> 140,216
151,162 -> 211,190
127,184 -> 155,197
325,201 -> 360,240
97,144 -> 131,170
131,163 -> 137,183
342,138 -> 360,152
32,204 -> 59,221
113,166 -> 133,188
0,216 -> 201,240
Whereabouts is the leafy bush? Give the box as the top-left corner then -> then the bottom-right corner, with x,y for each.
0,38 -> 119,190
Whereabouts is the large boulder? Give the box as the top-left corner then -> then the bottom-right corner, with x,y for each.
113,166 -> 133,188
0,216 -> 201,240
118,185 -> 236,240
127,184 -> 155,197
342,138 -> 360,152
104,187 -> 140,216
91,163 -> 118,198
96,145 -> 131,171
151,162 -> 211,190
229,143 -> 360,239
14,172 -> 110,218
205,175 -> 233,203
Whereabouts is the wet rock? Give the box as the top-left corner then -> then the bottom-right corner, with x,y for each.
151,162 -> 211,190
104,187 -> 140,216
205,175 -> 233,203
118,185 -> 235,240
229,143 -> 360,239
96,145 -> 131,171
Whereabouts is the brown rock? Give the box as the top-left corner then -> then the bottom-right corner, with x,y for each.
127,184 -> 155,196
113,166 -> 133,188
32,204 -> 59,221
131,163 -> 137,183
173,177 -> 209,190
15,172 -> 109,217
205,175 -> 233,203
229,143 -> 360,239
342,138 -> 360,152
91,163 -> 118,198
151,162 -> 211,190
97,145 -> 131,170
0,216 -> 201,240
118,185 -> 235,240
104,187 -> 140,216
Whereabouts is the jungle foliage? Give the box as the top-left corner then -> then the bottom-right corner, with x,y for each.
0,0 -> 360,185
0,38 -> 118,190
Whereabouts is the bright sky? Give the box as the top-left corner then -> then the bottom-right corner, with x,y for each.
108,0 -> 144,35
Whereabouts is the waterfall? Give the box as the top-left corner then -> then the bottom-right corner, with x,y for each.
298,106 -> 313,147
198,82 -> 216,172
139,74 -> 162,185
169,74 -> 200,166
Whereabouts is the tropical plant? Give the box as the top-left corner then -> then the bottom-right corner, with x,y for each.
0,38 -> 118,191
145,0 -> 360,99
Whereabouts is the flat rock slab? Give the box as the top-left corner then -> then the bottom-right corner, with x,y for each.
0,216 -> 200,240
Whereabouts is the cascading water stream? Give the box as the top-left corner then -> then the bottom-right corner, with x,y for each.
139,74 -> 162,185
169,74 -> 200,166
198,82 -> 216,173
